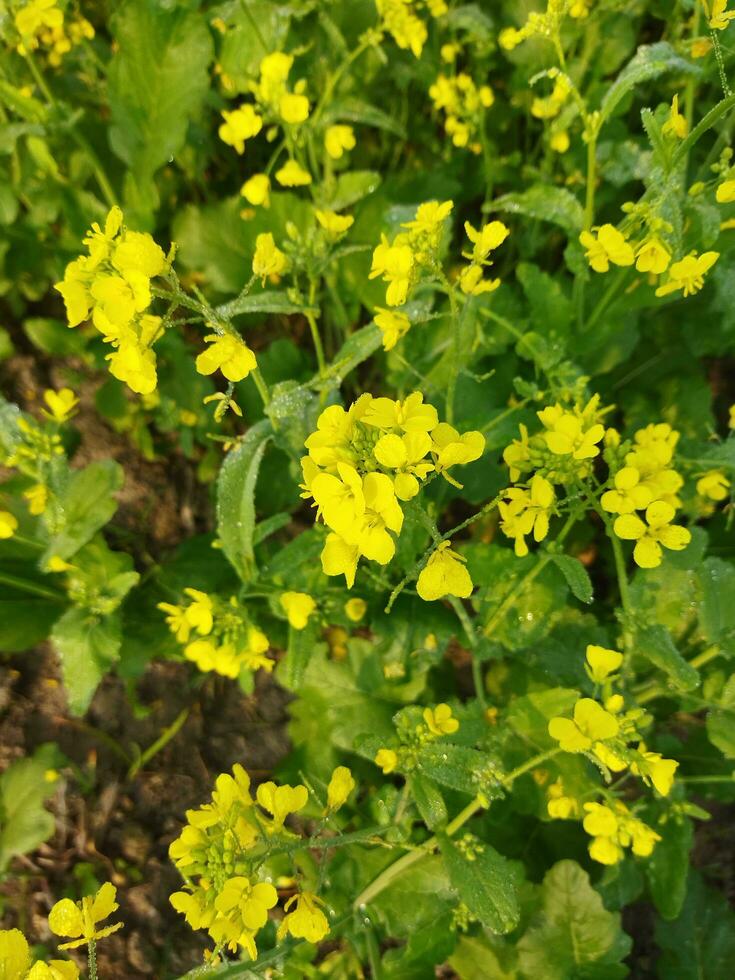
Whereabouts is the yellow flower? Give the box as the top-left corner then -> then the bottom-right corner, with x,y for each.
255,781 -> 308,830
423,703 -> 459,736
325,124 -> 356,160
321,532 -> 360,588
417,540 -> 473,601
402,200 -> 454,235
362,392 -> 438,434
463,220 -> 510,263
655,251 -> 719,297
373,430 -> 434,500
691,37 -> 712,57
213,876 -> 278,943
716,178 -> 735,203
430,423 -> 485,473
23,484 -> 48,516
278,892 -> 329,944
631,750 -> 678,796
258,51 -> 293,101
459,264 -> 500,295
369,236 -> 414,306
0,511 -> 19,539
704,0 -> 735,30
0,928 -> 31,978
218,104 -> 263,153
601,466 -> 653,515
15,0 -> 62,38
635,237 -> 671,275
315,209 -> 354,238
550,129 -> 570,153
252,232 -> 288,283
196,332 -> 257,382
375,748 -> 398,773
376,0 -> 427,57
498,475 -> 555,557
539,408 -> 605,460
697,470 -> 730,501
730,404 -> 735,428
585,645 -> 623,684
279,92 -> 309,124
374,307 -> 411,351
326,766 -> 356,810
42,388 -> 78,423
107,340 -> 157,395
240,173 -> 270,207
546,780 -> 580,819
614,500 -> 691,568
48,882 -> 123,950
661,94 -> 688,139
281,591 -> 317,630
579,225 -> 635,273
548,698 -> 619,752
344,597 -> 366,622
275,159 -> 312,187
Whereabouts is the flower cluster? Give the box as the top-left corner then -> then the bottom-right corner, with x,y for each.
158,588 -> 273,680
459,219 -> 510,295
169,764 -> 330,958
55,207 -> 168,394
582,800 -> 661,865
0,928 -> 78,979
428,70 -> 494,151
375,0 -> 447,59
604,423 -> 691,568
579,223 -> 719,299
375,701 -> 461,774
499,0 -> 584,53
301,393 -> 484,588
14,0 -> 94,66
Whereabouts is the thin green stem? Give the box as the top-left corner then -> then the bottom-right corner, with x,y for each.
88,939 -> 98,980
251,367 -> 271,409
312,38 -> 372,127
448,596 -> 487,710
444,282 -> 462,424
306,280 -> 327,378
0,572 -> 65,602
584,132 -> 598,230
127,708 -> 189,780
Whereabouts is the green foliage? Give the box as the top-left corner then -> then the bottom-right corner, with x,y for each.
0,745 -> 59,873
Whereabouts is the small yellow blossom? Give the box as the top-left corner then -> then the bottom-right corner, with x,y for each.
546,779 -> 580,819
252,232 -> 288,283
219,105 -> 263,153
326,766 -> 356,810
281,591 -> 317,630
703,0 -> 735,31
416,541 -> 473,601
585,645 -> 623,684
255,781 -> 308,830
279,92 -> 309,124
601,466 -> 653,515
374,307 -> 411,351
344,597 -> 367,622
325,124 -> 356,160
196,333 -> 257,382
275,159 -> 312,187
23,483 -> 48,515
240,173 -> 270,207
42,388 -> 78,422
548,698 -> 619,752
662,94 -> 688,139
315,209 -> 354,238
655,251 -> 719,297
697,470 -> 730,501
0,511 -> 18,539
278,892 -> 329,943
0,927 -> 79,980
614,500 -> 691,568
48,883 -> 123,950
636,237 -> 671,275
716,178 -> 735,203
369,236 -> 414,306
579,225 -> 635,273
375,748 -> 398,773
423,703 -> 459,735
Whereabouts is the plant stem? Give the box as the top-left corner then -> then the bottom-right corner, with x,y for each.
584,132 -> 597,230
251,367 -> 271,409
127,707 -> 189,780
0,572 -> 65,602
352,748 -> 561,909
306,280 -> 327,378
88,940 -> 98,980
444,282 -> 461,424
448,596 -> 487,710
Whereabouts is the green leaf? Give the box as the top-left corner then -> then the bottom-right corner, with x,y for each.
216,420 -> 273,583
409,774 -> 448,830
551,554 -> 594,604
449,934 -> 516,980
279,620 -> 319,691
108,0 -> 213,223
328,170 -> 382,211
491,185 -> 584,235
646,816 -> 693,920
417,744 -> 490,795
43,460 -> 123,563
51,607 -> 122,715
0,593 -> 64,651
438,833 -> 522,934
329,98 -> 407,139
313,324 -> 383,390
698,558 -> 735,649
518,860 -> 632,979
216,291 -> 316,319
23,317 -> 88,356
600,42 -> 698,124
0,745 -> 58,871
636,625 -> 700,692
707,674 -> 735,759
655,872 -> 735,979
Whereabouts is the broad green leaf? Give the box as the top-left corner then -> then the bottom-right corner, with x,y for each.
216,420 -> 273,583
409,774 -> 448,830
108,0 -> 214,223
491,186 -> 584,235
51,607 -> 122,715
370,854 -> 454,930
551,554 -> 594,604
655,872 -> 735,979
0,744 -> 58,871
279,620 -> 319,691
438,833 -> 522,934
636,626 -> 700,692
646,816 -> 693,920
23,317 -> 88,356
706,674 -> 735,759
329,98 -> 407,139
417,743 -> 490,795
449,934 -> 517,980
600,42 -> 698,124
518,860 -> 632,979
0,594 -> 64,651
698,558 -> 735,650
43,460 -> 123,563
328,171 -> 381,211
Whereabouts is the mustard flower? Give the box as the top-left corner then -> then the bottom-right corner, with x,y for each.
240,173 -> 270,207
0,511 -> 19,539
279,92 -> 309,124
281,591 -> 317,630
416,541 -> 473,601
344,597 -> 367,622
362,392 -> 438,433
275,159 -> 312,187
696,470 -> 730,501
613,500 -> 691,568
42,388 -> 78,423
631,750 -> 678,796
218,105 -> 263,153
423,703 -> 459,736
23,484 -> 48,515
716,178 -> 735,203
463,220 -> 510,263
325,124 -> 356,159
373,430 -> 434,500
255,781 -> 308,830
106,335 -> 158,394
374,307 -> 411,350
585,645 -> 623,684
661,95 -> 688,139
315,209 -> 354,238
196,333 -> 257,382
704,0 -> 735,30
369,235 -> 415,306
635,237 -> 671,274
0,928 -> 79,980
548,698 -> 619,752
539,406 -> 605,460
278,893 -> 330,944
376,0 -> 428,57
579,225 -> 634,273
546,780 -> 580,819
498,474 -> 555,557
375,748 -> 398,773
326,766 -> 356,810
601,466 -> 653,515
252,232 -> 288,282
48,883 -> 123,950
459,264 -> 500,295
655,251 -> 719,297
